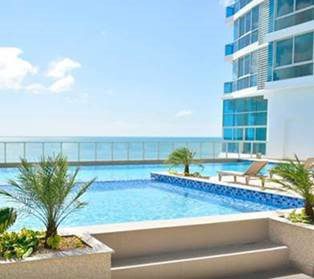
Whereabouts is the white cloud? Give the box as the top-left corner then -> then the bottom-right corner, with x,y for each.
175,110 -> 193,118
46,58 -> 81,93
49,75 -> 75,93
25,83 -> 47,94
0,48 -> 82,95
0,47 -> 37,90
47,58 -> 81,79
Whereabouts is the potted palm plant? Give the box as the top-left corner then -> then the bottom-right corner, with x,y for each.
271,156 -> 314,223
0,155 -> 113,278
166,147 -> 202,176
0,155 -> 95,248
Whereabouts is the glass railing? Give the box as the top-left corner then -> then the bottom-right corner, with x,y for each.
225,43 -> 234,56
226,0 -> 254,18
0,140 -> 224,164
273,63 -> 313,81
226,6 -> 235,18
275,7 -> 314,31
225,75 -> 257,93
224,82 -> 234,94
234,30 -> 258,52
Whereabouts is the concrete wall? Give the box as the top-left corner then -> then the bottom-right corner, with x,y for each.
265,86 -> 314,160
269,217 -> 314,276
0,232 -> 113,279
0,253 -> 111,279
93,216 -> 269,260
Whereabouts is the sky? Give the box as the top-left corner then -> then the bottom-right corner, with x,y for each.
0,0 -> 231,137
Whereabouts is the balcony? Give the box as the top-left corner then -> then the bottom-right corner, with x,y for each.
226,6 -> 235,18
224,82 -> 234,94
225,43 -> 234,56
226,0 -> 254,18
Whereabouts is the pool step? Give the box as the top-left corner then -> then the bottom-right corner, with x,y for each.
111,241 -> 289,279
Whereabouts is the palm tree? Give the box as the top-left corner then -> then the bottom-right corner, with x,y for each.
271,156 -> 314,221
0,155 -> 95,247
166,147 -> 199,176
0,207 -> 17,233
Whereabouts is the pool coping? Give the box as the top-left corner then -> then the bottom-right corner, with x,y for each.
61,211 -> 287,235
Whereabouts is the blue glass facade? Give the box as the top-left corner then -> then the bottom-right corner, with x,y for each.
268,31 -> 314,81
226,0 -> 255,18
270,0 -> 314,31
233,6 -> 259,52
232,51 -> 257,91
223,97 -> 268,154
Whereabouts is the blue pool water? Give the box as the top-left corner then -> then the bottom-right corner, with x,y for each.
0,161 -> 274,184
0,161 -> 280,230
1,179 -> 290,231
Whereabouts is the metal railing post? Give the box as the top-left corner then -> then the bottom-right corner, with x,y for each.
77,142 -> 80,162
23,142 -> 26,159
111,142 -> 114,161
42,142 -> 45,159
60,142 -> 63,155
250,142 -> 253,158
199,142 -> 202,159
213,142 -> 217,160
94,142 -> 98,161
127,142 -> 130,161
4,143 -> 7,163
142,142 -> 145,160
157,142 -> 160,160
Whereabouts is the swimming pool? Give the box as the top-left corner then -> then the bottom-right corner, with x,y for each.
1,175 -> 302,231
0,160 -> 275,184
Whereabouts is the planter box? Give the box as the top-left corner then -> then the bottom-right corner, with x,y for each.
0,232 -> 113,279
269,217 -> 314,276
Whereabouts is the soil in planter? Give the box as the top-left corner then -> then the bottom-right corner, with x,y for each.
38,235 -> 87,254
58,235 -> 87,251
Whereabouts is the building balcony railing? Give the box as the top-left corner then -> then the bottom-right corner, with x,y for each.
225,6 -> 235,18
224,82 -> 234,94
225,0 -> 254,18
225,43 -> 234,56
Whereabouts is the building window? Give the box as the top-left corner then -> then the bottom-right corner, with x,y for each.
233,6 -> 259,52
275,38 -> 293,66
295,32 -> 313,62
232,52 -> 257,91
223,97 -> 268,155
277,0 -> 294,17
272,32 -> 314,81
275,0 -> 314,31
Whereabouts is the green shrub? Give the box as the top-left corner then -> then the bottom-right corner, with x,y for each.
0,208 -> 17,233
47,235 -> 61,250
0,229 -> 43,260
288,210 -> 313,224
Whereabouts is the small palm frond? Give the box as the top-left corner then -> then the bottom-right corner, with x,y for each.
0,207 -> 17,233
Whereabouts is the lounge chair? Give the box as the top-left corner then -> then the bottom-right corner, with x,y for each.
218,161 -> 268,187
304,157 -> 314,169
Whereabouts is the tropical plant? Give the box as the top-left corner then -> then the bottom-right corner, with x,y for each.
0,155 -> 95,248
0,207 -> 17,234
166,147 -> 201,176
271,156 -> 314,222
0,229 -> 43,260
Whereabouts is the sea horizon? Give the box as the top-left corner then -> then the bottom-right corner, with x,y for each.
0,136 -> 221,142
